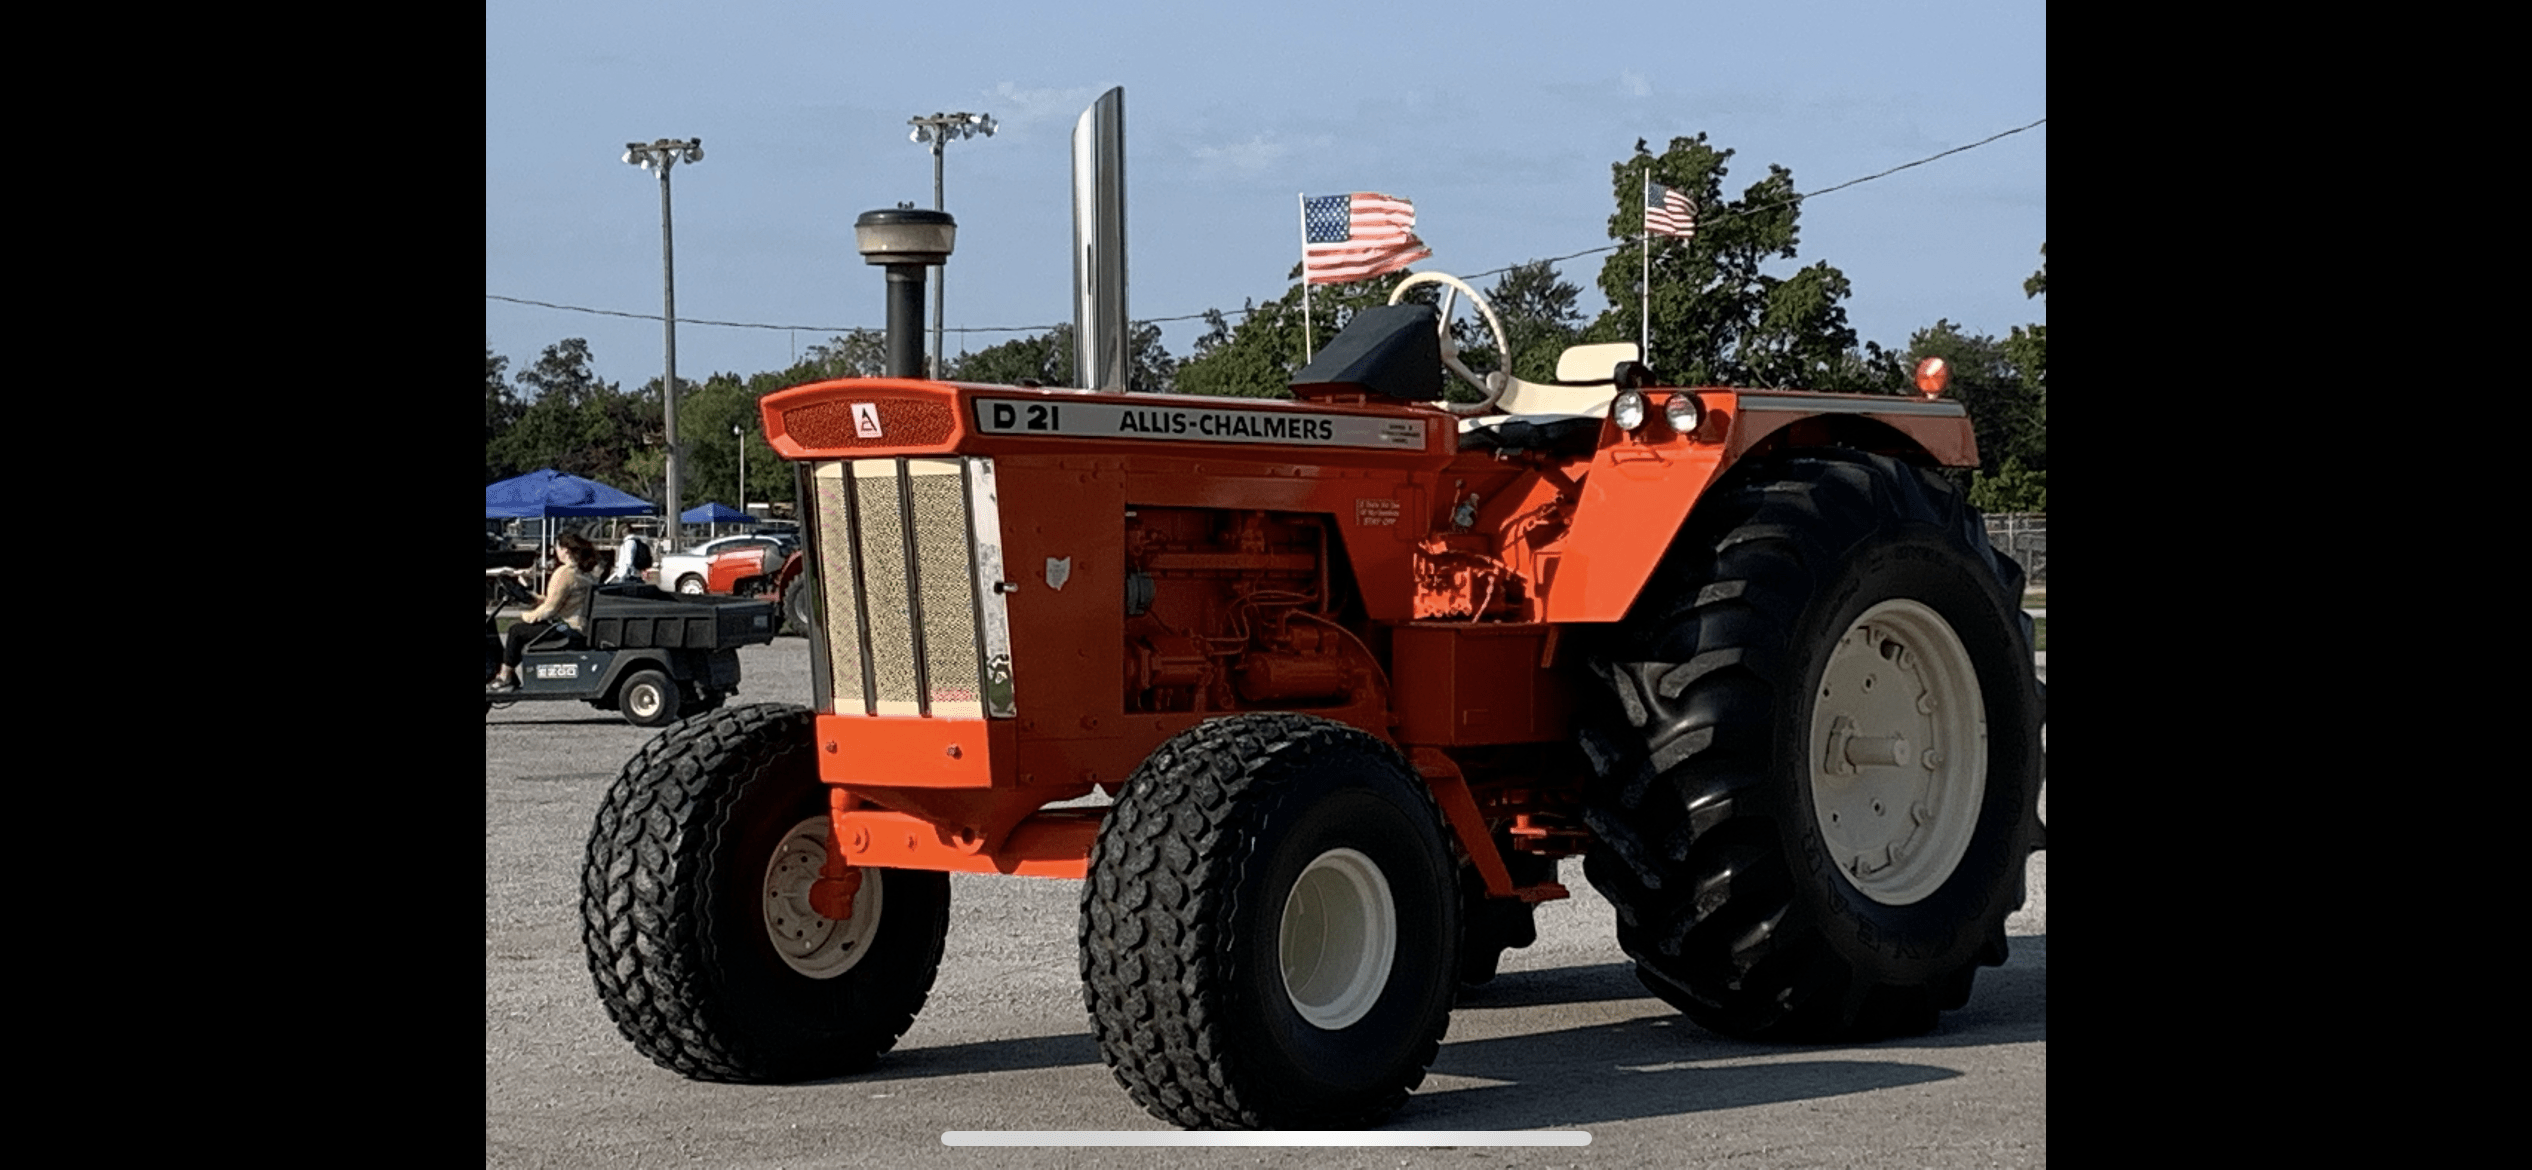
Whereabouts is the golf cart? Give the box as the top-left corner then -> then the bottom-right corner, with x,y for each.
485,577 -> 781,726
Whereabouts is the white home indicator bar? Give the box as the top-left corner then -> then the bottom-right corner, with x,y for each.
942,1131 -> 1590,1147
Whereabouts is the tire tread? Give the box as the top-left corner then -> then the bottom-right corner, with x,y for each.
1580,449 -> 2042,1040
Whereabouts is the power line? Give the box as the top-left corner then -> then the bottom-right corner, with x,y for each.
487,116 -> 2042,343
484,294 -> 1062,336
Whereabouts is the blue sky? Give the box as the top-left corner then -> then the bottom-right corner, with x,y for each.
487,1 -> 2044,393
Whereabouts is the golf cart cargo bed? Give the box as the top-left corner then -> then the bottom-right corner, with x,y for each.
587,586 -> 779,652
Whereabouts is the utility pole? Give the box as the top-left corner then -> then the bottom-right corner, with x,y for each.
623,137 -> 704,551
907,112 -> 995,378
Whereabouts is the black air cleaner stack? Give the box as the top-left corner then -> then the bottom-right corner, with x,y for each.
854,207 -> 957,379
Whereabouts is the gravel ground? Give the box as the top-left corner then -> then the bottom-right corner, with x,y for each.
489,636 -> 2045,1167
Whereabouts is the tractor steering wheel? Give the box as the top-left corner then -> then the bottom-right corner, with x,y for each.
1387,271 -> 1512,417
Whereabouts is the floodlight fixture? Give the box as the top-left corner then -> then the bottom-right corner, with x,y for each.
624,136 -> 705,550
905,112 -> 996,377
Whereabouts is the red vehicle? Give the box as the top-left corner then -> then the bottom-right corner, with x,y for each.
659,533 -> 795,597
579,161 -> 2040,1130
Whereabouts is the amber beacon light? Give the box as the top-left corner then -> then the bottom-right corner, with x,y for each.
1914,356 -> 1952,398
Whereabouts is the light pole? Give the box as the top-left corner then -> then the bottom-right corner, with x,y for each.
623,136 -> 703,551
907,111 -> 995,378
732,423 -> 746,518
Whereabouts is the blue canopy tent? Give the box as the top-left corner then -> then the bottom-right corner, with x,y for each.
681,501 -> 757,540
486,469 -> 656,520
485,470 -> 656,570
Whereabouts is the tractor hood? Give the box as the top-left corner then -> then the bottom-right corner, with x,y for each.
760,378 -> 1448,463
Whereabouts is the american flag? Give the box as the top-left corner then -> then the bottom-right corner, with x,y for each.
1303,192 -> 1431,285
1645,180 -> 1697,240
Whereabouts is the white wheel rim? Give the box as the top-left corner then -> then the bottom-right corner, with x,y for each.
1809,599 -> 1988,906
1277,847 -> 1397,1030
762,816 -> 883,979
626,682 -> 662,720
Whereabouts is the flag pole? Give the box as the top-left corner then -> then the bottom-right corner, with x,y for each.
1640,165 -> 1652,364
1298,193 -> 1314,364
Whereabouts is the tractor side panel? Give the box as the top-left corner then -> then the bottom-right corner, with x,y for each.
1391,623 -> 1568,745
993,457 -> 1129,766
1119,458 -> 1432,624
1542,431 -> 1731,623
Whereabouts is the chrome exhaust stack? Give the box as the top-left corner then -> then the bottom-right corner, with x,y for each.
1071,87 -> 1128,391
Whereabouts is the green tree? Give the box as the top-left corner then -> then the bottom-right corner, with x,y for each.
486,346 -> 524,483
1176,269 -> 1442,399
950,328 -> 1069,386
1126,322 -> 1180,394
1587,134 -> 1862,390
1904,319 -> 2041,477
800,331 -> 888,380
1454,260 -> 1588,385
491,339 -> 658,492
1998,242 -> 2046,465
946,323 -> 1177,392
1967,455 -> 2046,513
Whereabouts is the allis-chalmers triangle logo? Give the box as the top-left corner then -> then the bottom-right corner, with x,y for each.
851,403 -> 884,438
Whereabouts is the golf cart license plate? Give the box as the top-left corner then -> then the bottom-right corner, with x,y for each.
535,663 -> 579,679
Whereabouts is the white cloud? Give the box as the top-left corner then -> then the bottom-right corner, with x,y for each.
1620,70 -> 1652,98
1189,134 -> 1331,179
979,82 -> 1110,134
1193,136 -> 1289,175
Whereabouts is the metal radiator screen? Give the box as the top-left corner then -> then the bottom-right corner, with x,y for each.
809,457 -> 1012,719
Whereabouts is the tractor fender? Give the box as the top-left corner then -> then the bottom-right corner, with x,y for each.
1540,393 -> 1968,623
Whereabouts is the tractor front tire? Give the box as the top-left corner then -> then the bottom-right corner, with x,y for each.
581,704 -> 950,1083
1081,713 -> 1461,1129
1580,449 -> 2042,1041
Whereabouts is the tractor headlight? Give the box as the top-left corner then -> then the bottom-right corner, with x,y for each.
1663,393 -> 1703,434
1611,390 -> 1647,432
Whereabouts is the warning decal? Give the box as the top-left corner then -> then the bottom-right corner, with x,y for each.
1355,499 -> 1400,526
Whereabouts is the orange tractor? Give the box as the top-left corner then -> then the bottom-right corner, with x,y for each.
580,198 -> 2042,1131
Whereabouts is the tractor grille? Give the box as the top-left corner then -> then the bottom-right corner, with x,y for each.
810,457 -> 1014,718
781,398 -> 958,449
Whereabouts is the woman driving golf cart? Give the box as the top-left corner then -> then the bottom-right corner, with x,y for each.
489,531 -> 598,692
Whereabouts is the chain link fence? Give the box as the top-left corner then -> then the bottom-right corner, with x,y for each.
1984,513 -> 2045,584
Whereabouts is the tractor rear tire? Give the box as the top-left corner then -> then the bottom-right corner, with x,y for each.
581,704 -> 950,1083
1081,713 -> 1461,1129
1578,449 -> 2042,1041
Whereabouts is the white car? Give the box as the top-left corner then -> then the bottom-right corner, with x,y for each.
657,533 -> 797,596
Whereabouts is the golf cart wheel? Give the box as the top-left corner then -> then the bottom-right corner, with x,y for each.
1578,449 -> 2043,1041
1081,713 -> 1460,1129
618,668 -> 682,728
677,575 -> 707,596
581,704 -> 950,1082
